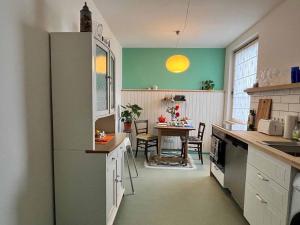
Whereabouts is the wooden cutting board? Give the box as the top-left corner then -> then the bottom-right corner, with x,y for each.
255,99 -> 272,128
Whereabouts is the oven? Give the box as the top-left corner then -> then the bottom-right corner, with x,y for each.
210,128 -> 226,172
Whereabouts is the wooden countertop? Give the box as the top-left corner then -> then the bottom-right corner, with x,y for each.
213,124 -> 300,170
85,133 -> 127,154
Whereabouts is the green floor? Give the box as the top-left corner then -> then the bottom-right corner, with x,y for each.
114,152 -> 249,225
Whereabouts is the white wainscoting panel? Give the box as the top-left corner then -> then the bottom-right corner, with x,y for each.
121,90 -> 224,152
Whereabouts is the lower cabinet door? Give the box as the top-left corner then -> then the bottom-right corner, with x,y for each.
244,183 -> 283,225
106,156 -> 117,220
116,148 -> 125,206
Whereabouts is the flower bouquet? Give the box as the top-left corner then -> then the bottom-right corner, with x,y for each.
166,104 -> 180,121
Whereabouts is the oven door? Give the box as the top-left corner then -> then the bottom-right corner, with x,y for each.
210,135 -> 226,172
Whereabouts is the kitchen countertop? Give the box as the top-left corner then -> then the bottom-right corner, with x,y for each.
85,133 -> 127,154
213,124 -> 300,170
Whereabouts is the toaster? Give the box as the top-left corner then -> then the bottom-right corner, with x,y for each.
257,119 -> 283,136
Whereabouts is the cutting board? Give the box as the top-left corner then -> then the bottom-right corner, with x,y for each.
255,99 -> 272,128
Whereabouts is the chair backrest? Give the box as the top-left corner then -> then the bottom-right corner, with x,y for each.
197,122 -> 206,140
134,120 -> 149,135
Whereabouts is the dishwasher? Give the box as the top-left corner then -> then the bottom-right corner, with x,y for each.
224,135 -> 248,209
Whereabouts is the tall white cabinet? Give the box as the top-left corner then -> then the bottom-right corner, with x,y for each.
50,32 -> 116,151
50,32 -> 124,225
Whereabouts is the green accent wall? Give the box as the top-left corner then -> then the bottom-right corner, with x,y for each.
122,48 -> 225,90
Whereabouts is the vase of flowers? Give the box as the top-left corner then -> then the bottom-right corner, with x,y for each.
166,104 -> 180,121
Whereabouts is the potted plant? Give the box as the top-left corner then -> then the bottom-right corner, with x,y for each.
201,80 -> 215,90
121,104 -> 143,131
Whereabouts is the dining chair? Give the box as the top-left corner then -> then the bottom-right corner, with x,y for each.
134,120 -> 158,162
181,122 -> 206,164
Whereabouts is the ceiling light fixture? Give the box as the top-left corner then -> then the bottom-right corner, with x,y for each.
165,0 -> 191,74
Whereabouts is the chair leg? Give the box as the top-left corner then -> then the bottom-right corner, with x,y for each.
135,140 -> 139,158
145,141 -> 149,162
199,143 -> 203,164
156,140 -> 158,155
181,143 -> 184,157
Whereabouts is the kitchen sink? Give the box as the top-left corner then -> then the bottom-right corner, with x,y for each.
260,141 -> 300,157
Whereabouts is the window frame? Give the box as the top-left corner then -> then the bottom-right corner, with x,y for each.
230,38 -> 259,124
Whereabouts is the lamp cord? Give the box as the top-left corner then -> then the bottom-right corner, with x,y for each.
176,0 -> 191,48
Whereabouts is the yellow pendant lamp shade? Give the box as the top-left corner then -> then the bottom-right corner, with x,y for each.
96,55 -> 107,74
165,54 -> 190,73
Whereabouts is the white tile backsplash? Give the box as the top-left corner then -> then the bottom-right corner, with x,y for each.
288,104 -> 300,113
250,88 -> 300,121
281,95 -> 299,103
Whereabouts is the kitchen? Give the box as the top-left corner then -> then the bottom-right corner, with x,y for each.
1,0 -> 300,225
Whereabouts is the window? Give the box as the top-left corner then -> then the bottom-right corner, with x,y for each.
232,40 -> 259,123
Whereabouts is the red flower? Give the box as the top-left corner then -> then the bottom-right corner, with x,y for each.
175,112 -> 180,118
175,104 -> 180,110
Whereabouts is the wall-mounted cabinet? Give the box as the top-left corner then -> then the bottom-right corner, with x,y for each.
50,32 -> 116,150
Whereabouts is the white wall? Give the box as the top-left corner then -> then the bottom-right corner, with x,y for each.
0,1 -> 122,225
224,0 -> 300,120
121,90 -> 224,152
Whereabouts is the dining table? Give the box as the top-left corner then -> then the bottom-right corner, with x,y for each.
154,125 -> 195,165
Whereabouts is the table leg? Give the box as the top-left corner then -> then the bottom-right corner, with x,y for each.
183,131 -> 189,165
157,129 -> 162,157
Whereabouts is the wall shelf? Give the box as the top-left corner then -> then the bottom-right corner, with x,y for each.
244,83 -> 300,94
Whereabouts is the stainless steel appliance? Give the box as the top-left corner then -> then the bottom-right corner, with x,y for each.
224,135 -> 248,209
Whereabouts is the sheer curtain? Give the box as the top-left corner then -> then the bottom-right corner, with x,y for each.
232,40 -> 259,123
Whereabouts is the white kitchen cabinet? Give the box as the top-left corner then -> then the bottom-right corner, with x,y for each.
54,139 -> 126,225
50,32 -> 116,151
245,184 -> 282,225
244,145 -> 292,225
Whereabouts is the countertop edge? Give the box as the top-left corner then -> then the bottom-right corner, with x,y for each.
212,124 -> 300,170
85,133 -> 127,154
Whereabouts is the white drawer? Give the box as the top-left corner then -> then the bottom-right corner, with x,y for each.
211,162 -> 224,187
248,145 -> 291,190
246,163 -> 289,214
244,183 -> 285,225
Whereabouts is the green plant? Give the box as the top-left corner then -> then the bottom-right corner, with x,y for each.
201,80 -> 215,90
121,104 -> 143,123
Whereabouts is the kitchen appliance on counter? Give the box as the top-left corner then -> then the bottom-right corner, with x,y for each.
224,135 -> 248,210
257,119 -> 283,136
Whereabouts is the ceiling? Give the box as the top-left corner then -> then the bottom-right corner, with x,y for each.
94,0 -> 284,48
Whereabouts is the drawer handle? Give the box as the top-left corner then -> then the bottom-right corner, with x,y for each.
257,173 -> 269,182
256,194 -> 267,204
112,157 -> 116,160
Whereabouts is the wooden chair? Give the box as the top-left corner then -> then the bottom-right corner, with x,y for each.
181,122 -> 206,164
134,120 -> 158,162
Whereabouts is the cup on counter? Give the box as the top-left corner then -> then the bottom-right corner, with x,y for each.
291,66 -> 300,83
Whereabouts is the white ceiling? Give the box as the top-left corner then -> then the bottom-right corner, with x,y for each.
94,0 -> 284,48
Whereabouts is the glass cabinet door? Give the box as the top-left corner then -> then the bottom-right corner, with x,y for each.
95,44 -> 109,116
110,53 -> 116,112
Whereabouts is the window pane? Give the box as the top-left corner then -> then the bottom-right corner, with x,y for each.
232,41 -> 258,123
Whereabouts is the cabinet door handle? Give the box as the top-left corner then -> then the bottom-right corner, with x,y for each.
115,178 -> 122,183
214,165 -> 219,171
256,194 -> 267,204
295,186 -> 300,192
257,173 -> 269,182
